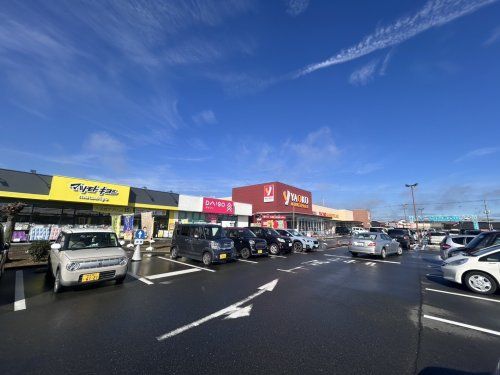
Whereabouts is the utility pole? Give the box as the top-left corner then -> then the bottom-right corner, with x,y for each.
406,183 -> 420,243
484,199 -> 492,231
403,204 -> 408,225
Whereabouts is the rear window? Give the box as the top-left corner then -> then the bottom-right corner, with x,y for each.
355,233 -> 377,240
430,232 -> 446,236
388,230 -> 405,236
451,237 -> 465,245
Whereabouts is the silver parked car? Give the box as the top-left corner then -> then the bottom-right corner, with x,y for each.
439,235 -> 476,260
349,232 -> 402,259
47,229 -> 128,293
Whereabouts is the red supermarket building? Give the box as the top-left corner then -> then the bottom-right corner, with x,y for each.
232,182 -> 333,232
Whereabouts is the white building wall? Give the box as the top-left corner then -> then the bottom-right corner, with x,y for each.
237,215 -> 249,227
178,195 -> 203,212
234,202 -> 252,216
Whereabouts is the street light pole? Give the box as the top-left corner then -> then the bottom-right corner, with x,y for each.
403,204 -> 408,225
406,183 -> 419,242
484,199 -> 492,231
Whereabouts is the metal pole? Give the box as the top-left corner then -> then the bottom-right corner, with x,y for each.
484,200 -> 492,231
403,204 -> 408,225
406,183 -> 420,244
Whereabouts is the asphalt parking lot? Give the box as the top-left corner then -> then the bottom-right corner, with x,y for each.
0,247 -> 499,374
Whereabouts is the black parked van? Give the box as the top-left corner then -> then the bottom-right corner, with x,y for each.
247,227 -> 293,255
171,224 -> 236,266
225,227 -> 268,259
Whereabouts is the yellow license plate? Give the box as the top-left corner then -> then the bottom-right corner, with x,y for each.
258,250 -> 263,254
81,273 -> 100,282
219,253 -> 227,260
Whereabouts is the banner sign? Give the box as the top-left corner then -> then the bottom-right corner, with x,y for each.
141,211 -> 154,240
408,215 -> 478,223
111,215 -> 121,236
202,198 -> 234,215
263,184 -> 275,203
123,215 -> 134,232
49,176 -> 130,206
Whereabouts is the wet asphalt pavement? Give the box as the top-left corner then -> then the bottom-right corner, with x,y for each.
0,247 -> 499,374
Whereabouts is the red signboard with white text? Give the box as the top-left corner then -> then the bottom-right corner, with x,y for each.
202,198 -> 234,215
263,184 -> 275,202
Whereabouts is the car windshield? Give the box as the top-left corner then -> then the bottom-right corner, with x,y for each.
66,232 -> 119,250
229,228 -> 256,238
266,228 -> 280,236
388,230 -> 405,236
203,226 -> 223,239
289,230 -> 302,236
465,233 -> 490,250
355,233 -> 377,240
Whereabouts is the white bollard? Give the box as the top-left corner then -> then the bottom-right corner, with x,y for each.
132,244 -> 141,261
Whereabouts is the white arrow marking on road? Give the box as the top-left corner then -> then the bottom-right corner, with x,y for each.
365,262 -> 376,267
156,279 -> 279,341
224,304 -> 253,319
343,260 -> 356,264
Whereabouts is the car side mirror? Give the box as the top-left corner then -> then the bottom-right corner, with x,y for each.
119,240 -> 125,246
51,243 -> 61,251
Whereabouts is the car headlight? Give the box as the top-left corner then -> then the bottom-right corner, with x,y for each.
249,239 -> 255,247
66,262 -> 80,271
210,241 -> 220,250
119,257 -> 128,266
277,238 -> 285,243
446,258 -> 469,266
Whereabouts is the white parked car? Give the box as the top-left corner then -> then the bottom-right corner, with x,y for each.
276,229 -> 319,252
351,227 -> 368,235
47,229 -> 128,293
441,245 -> 500,295
426,231 -> 446,245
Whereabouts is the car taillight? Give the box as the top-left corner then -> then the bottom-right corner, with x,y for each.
367,242 -> 376,247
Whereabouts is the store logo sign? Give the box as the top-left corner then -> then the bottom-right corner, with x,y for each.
263,184 -> 274,202
203,198 -> 235,215
49,176 -> 130,206
283,190 -> 309,209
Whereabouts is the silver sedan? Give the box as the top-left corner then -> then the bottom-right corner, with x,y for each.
349,233 -> 402,259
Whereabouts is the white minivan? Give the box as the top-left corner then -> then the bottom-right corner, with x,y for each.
47,229 -> 128,293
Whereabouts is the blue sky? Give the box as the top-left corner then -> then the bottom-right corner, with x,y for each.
1,0 -> 499,220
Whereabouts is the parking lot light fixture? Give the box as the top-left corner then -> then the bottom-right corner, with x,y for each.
405,183 -> 420,243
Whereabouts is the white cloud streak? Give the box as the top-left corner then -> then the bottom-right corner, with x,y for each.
192,110 -> 218,125
294,0 -> 497,78
455,147 -> 500,162
483,26 -> 500,46
349,60 -> 379,86
286,0 -> 310,16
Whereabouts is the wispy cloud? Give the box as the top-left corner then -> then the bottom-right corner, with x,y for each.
355,163 -> 383,175
286,0 -> 310,16
455,147 -> 500,162
294,0 -> 497,78
192,110 -> 218,125
379,49 -> 394,76
483,26 -> 500,46
349,60 -> 379,86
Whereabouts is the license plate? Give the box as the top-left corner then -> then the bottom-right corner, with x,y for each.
354,242 -> 364,247
258,250 -> 262,254
219,253 -> 227,260
81,273 -> 100,282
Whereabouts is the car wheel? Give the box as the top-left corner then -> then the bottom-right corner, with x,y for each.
240,247 -> 251,259
350,252 -> 358,257
464,271 -> 497,295
54,268 -> 62,294
202,252 -> 213,266
170,246 -> 178,259
293,241 -> 303,252
269,243 -> 279,255
380,248 -> 387,259
397,246 -> 403,256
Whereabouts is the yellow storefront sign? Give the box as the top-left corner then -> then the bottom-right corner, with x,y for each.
93,205 -> 134,215
49,176 -> 130,206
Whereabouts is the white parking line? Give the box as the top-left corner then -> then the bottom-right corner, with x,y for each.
158,256 -> 216,272
269,255 -> 287,259
14,270 -> 26,311
237,259 -> 258,264
293,251 -> 308,255
425,288 -> 500,303
127,272 -> 154,285
147,268 -> 201,280
324,254 -> 400,264
277,266 -> 305,273
423,315 -> 500,337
